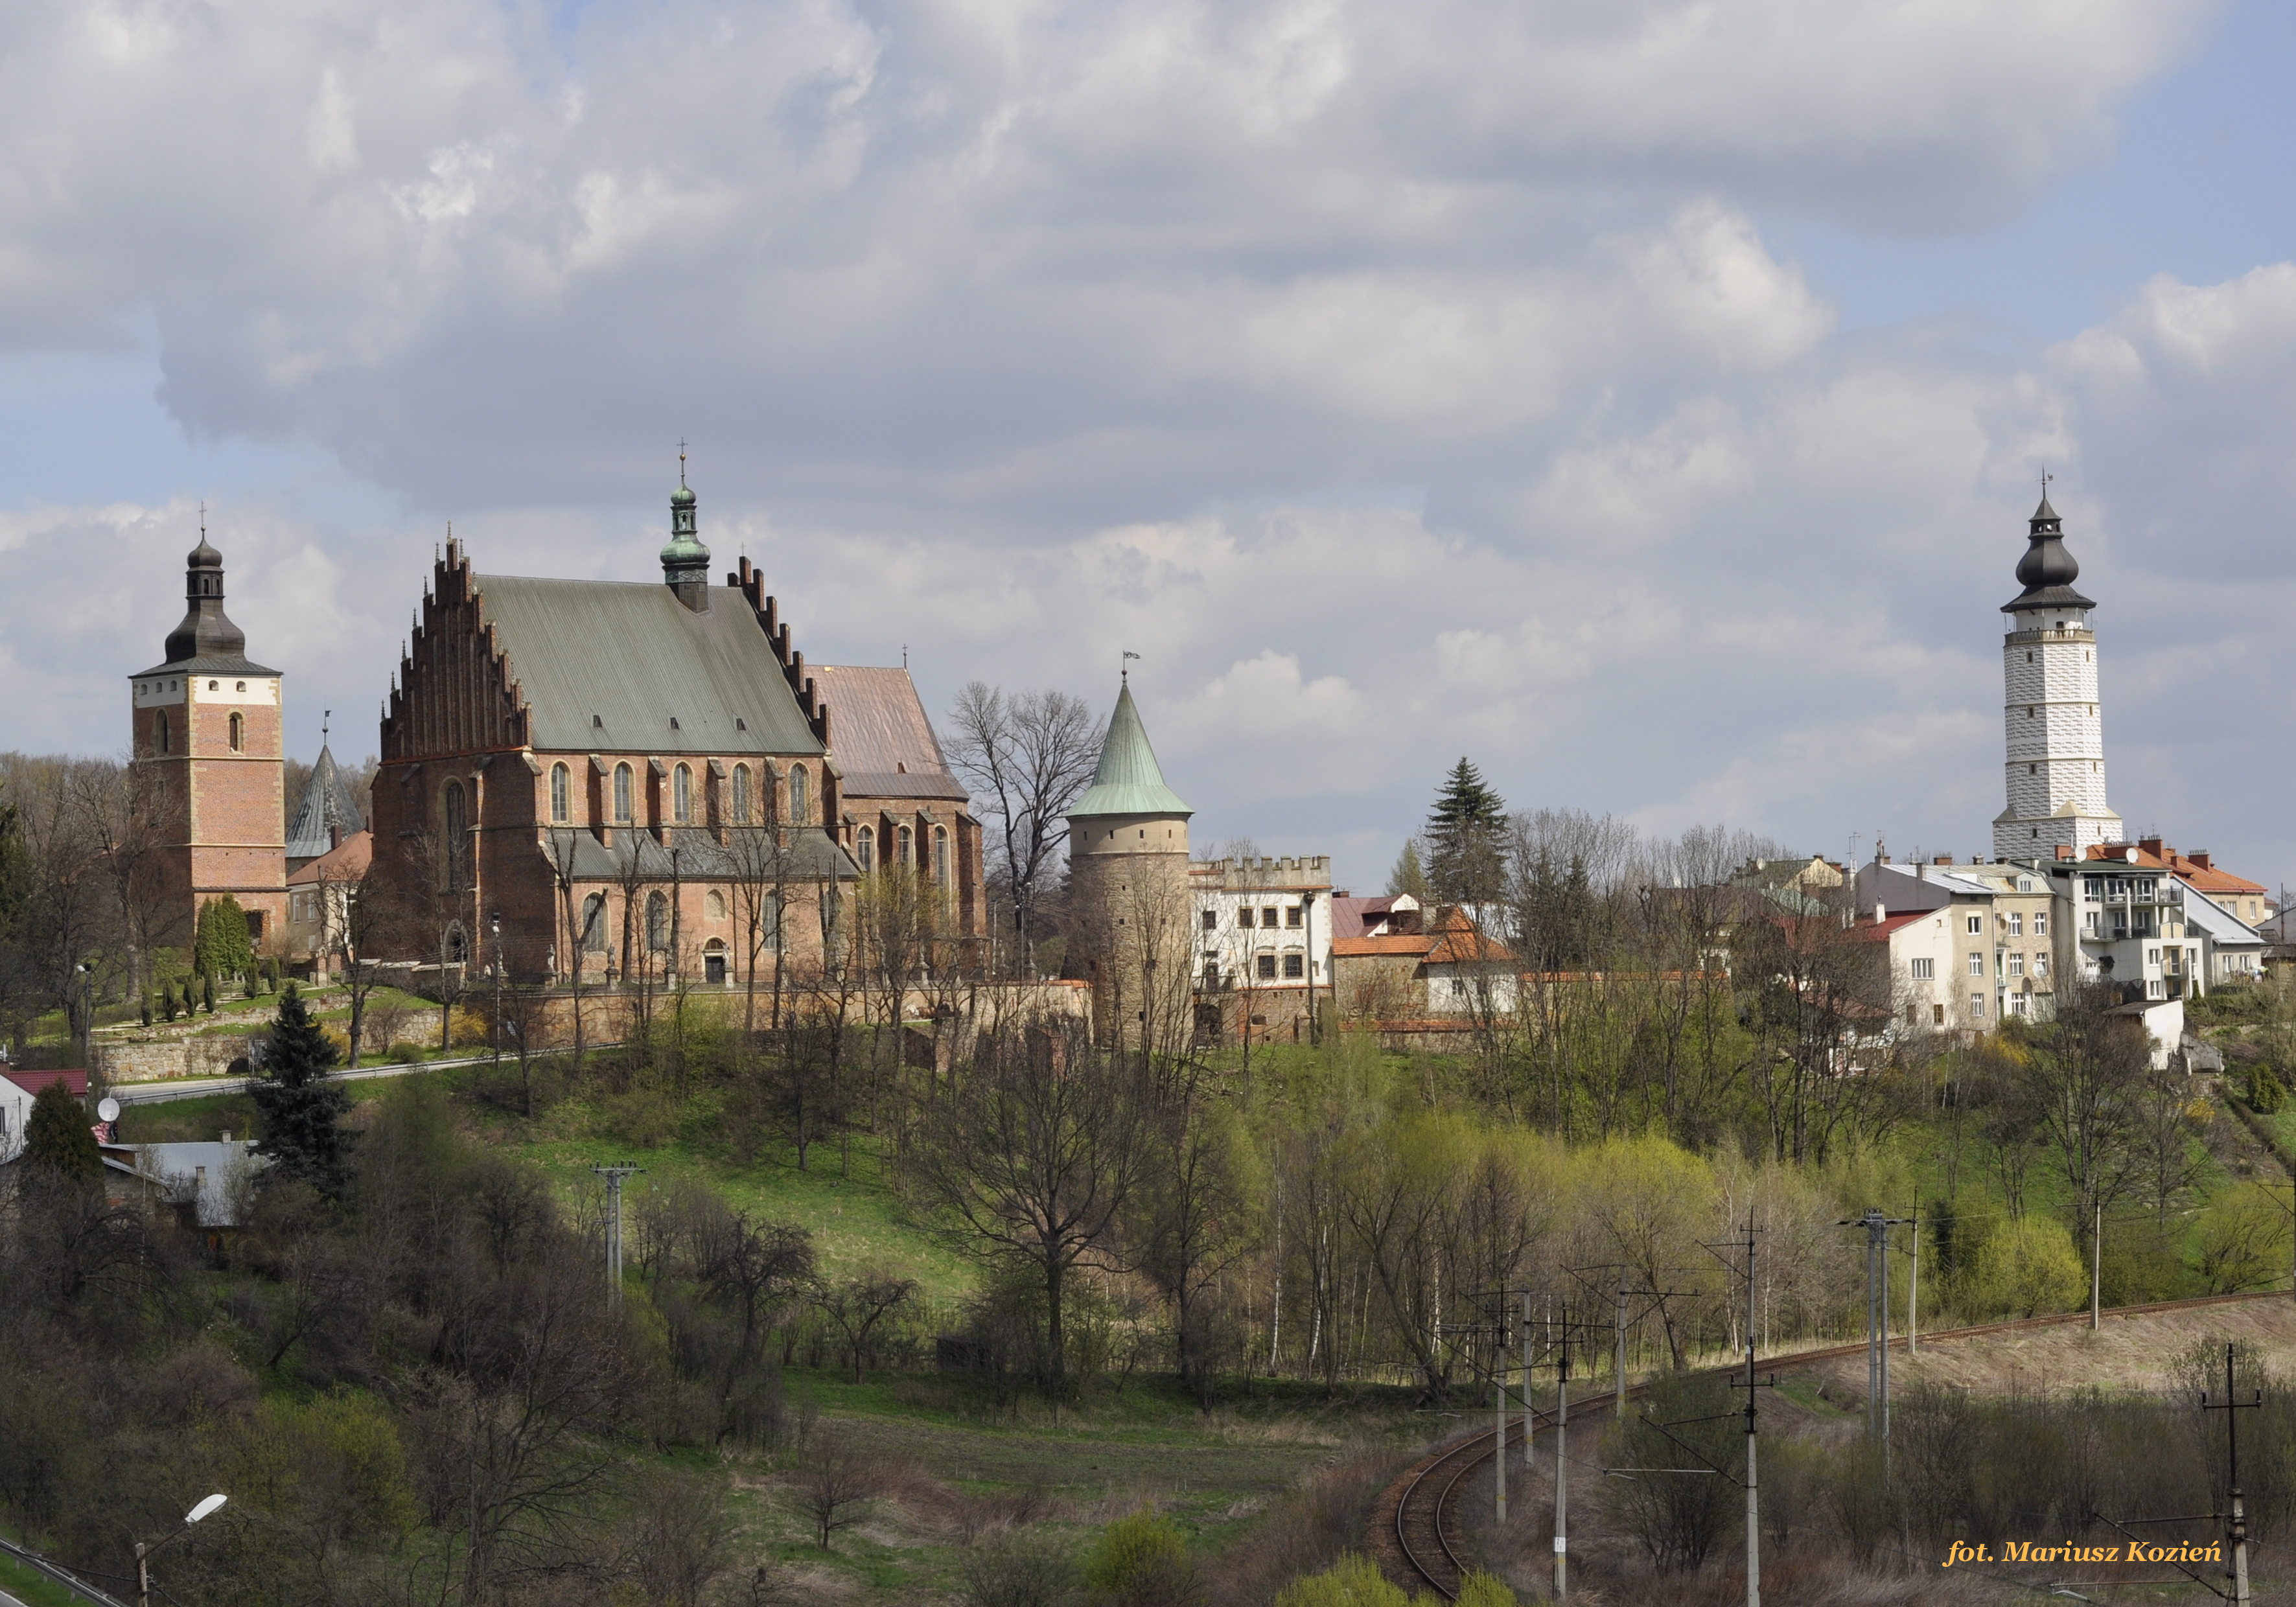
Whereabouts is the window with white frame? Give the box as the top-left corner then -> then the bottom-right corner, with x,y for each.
1968,952 -> 1985,977
2008,954 -> 2024,977
1967,914 -> 1983,934
1970,993 -> 1986,1017
2008,912 -> 2023,936
2035,911 -> 2048,937
1910,957 -> 1934,980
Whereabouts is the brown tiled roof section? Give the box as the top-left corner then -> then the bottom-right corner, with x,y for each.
286,829 -> 374,887
815,665 -> 968,804
1426,909 -> 1514,966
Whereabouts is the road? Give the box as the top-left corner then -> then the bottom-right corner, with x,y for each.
110,1050 -> 505,1105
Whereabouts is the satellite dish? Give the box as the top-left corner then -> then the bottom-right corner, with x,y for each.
97,1097 -> 120,1124
185,1494 -> 227,1525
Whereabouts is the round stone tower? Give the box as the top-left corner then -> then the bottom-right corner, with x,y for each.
1991,492 -> 2123,860
1065,676 -> 1192,1046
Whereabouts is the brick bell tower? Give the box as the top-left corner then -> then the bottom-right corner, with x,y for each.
130,517 -> 288,953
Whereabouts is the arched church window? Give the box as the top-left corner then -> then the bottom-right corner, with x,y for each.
857,827 -> 874,873
673,763 -> 693,823
789,765 -> 809,824
646,891 -> 669,952
550,763 -> 570,823
732,765 -> 752,824
154,711 -> 170,756
443,780 -> 469,891
229,712 -> 244,752
898,825 -> 913,866
934,826 -> 949,887
614,763 -> 633,823
706,889 -> 726,919
580,894 -> 607,951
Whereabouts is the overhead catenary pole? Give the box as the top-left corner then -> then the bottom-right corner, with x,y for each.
1907,1205 -> 1919,1357
1554,1305 -> 1569,1602
1616,1264 -> 1629,1418
1523,1289 -> 1535,1472
1838,1208 -> 1911,1449
1745,1220 -> 1760,1607
1494,1303 -> 1507,1526
2092,1199 -> 2102,1332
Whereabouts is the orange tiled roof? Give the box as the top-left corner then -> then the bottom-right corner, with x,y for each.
2086,842 -> 2268,899
1332,934 -> 1435,958
285,828 -> 373,886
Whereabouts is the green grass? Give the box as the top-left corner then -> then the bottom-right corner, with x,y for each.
0,1544 -> 102,1607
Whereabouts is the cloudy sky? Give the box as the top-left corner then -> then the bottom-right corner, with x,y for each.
1,0 -> 2291,894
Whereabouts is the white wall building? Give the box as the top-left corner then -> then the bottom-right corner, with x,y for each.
1993,494 -> 2125,860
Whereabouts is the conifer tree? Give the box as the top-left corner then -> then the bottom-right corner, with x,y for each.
1424,757 -> 1509,905
192,894 -> 257,983
202,973 -> 216,1013
1386,839 -> 1430,901
249,984 -> 353,1196
25,1080 -> 100,1181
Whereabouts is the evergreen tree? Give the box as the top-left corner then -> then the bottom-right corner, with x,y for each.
202,972 -> 216,1013
192,895 -> 257,983
24,1080 -> 100,1181
1386,839 -> 1430,901
249,984 -> 353,1196
1424,757 -> 1509,905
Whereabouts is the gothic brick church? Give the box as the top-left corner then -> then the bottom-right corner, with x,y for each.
363,468 -> 983,985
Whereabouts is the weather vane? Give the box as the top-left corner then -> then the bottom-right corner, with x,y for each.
1122,649 -> 1141,684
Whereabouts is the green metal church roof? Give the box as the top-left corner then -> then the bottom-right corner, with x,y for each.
1070,682 -> 1190,819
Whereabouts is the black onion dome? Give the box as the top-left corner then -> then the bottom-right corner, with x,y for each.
187,535 -> 223,570
2002,493 -> 2096,613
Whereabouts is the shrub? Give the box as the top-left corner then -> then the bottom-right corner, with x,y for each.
449,1006 -> 491,1049
961,1531 -> 1078,1607
1452,1574 -> 1516,1606
1962,1216 -> 2085,1317
1271,1555 -> 1409,1607
1084,1511 -> 1201,1604
2249,1065 -> 2287,1115
389,1041 -> 424,1064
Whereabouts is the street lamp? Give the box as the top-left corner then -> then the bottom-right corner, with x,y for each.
489,908 -> 504,1071
137,1492 -> 226,1607
75,962 -> 93,1074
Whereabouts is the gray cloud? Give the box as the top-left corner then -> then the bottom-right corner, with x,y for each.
6,0 -> 2287,892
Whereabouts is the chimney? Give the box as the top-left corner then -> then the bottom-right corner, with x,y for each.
1933,855 -> 1952,866
2190,851 -> 2212,870
2138,836 -> 2165,859
1872,903 -> 1886,923
2055,844 -> 2074,861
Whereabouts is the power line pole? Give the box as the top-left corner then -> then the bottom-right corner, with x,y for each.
2203,1342 -> 2261,1605
1616,1264 -> 1628,1418
1553,1302 -> 1570,1601
1838,1208 -> 1910,1450
591,1162 -> 644,1305
2092,1199 -> 2102,1332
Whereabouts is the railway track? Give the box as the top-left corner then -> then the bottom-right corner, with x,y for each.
1377,1287 -> 2294,1600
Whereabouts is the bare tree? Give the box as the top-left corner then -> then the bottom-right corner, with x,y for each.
915,1017 -> 1146,1398
2024,978 -> 2150,1247
792,1424 -> 883,1551
945,684 -> 1098,976
815,1271 -> 918,1383
544,826 -> 594,1066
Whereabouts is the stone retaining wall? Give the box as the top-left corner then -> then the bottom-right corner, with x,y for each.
93,1036 -> 257,1085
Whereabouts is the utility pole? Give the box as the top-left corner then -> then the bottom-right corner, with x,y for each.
2202,1342 -> 2261,1605
1553,1303 -> 1570,1602
1616,1264 -> 1628,1418
1743,1223 -> 1759,1607
2092,1199 -> 2102,1332
1838,1208 -> 1911,1448
1494,1301 -> 1507,1527
591,1162 -> 645,1304
1907,1205 -> 1918,1357
1523,1289 -> 1535,1473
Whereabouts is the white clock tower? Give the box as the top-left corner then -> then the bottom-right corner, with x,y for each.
1992,492 -> 2123,860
